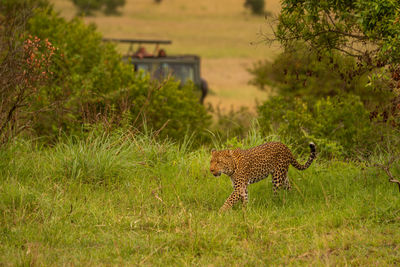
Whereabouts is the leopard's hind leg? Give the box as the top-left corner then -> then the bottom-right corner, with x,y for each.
272,171 -> 282,194
272,166 -> 290,193
283,173 -> 291,191
239,186 -> 248,210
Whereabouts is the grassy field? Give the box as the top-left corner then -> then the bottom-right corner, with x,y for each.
1,131 -> 400,265
50,0 -> 283,110
6,2 -> 398,265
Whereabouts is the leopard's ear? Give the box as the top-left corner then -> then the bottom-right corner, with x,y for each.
211,148 -> 216,153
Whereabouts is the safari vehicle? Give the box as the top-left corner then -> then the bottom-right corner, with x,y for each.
103,38 -> 208,103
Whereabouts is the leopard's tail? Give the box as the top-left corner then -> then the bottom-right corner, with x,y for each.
290,142 -> 316,170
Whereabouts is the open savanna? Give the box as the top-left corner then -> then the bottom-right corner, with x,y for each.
50,0 -> 283,110
1,132 -> 400,265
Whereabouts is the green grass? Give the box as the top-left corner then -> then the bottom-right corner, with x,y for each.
1,131 -> 400,265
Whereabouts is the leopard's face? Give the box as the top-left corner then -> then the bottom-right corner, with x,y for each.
210,150 -> 235,177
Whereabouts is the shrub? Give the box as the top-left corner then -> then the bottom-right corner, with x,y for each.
71,0 -> 125,15
248,44 -> 393,108
258,94 -> 382,158
126,78 -> 212,143
103,0 -> 125,15
0,0 -> 52,146
244,0 -> 265,15
251,43 -> 397,158
209,105 -> 255,143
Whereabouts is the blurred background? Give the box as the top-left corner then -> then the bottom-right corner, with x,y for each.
51,0 -> 281,110
2,0 -> 399,156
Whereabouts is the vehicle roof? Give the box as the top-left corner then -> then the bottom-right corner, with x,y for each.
126,55 -> 200,62
103,38 -> 172,45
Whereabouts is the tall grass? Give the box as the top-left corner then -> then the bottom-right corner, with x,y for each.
1,131 -> 399,265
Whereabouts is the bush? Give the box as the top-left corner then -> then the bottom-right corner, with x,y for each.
126,78 -> 212,143
0,0 -> 52,146
244,0 -> 265,15
248,44 -> 393,108
103,0 -> 125,14
251,43 -> 398,158
258,94 -> 382,158
71,0 -> 126,15
209,105 -> 255,143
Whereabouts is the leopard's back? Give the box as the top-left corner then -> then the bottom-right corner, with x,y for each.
234,142 -> 293,182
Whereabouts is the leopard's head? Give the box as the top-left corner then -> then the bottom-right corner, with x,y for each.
210,149 -> 235,177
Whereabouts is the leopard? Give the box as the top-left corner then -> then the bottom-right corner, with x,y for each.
210,142 -> 316,212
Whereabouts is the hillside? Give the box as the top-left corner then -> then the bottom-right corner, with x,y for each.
50,0 -> 283,110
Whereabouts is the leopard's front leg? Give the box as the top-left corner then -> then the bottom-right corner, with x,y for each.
219,183 -> 248,212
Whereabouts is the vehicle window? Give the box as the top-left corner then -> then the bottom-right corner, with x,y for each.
168,64 -> 195,84
136,62 -> 195,84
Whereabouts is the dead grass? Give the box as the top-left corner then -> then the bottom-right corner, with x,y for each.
50,0 -> 282,110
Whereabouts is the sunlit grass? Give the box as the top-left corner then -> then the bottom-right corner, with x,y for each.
1,131 -> 399,265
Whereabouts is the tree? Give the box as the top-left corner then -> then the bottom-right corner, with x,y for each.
275,0 -> 400,66
251,0 -> 400,158
244,0 -> 265,15
269,0 -> 400,127
70,0 -> 126,15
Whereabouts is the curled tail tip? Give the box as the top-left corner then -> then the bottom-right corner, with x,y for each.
309,142 -> 316,153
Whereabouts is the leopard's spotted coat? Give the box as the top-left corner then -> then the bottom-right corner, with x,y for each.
210,142 -> 316,212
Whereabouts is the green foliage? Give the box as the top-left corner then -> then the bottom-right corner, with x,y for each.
0,0 -> 54,146
209,106 -> 255,144
258,94 -> 382,158
250,43 -> 396,158
24,5 -> 210,143
244,0 -> 265,15
1,132 -> 400,265
128,79 -> 212,143
71,0 -> 126,15
272,1 -> 400,137
248,44 -> 393,107
276,0 -> 400,65
28,8 -> 126,137
357,0 -> 400,62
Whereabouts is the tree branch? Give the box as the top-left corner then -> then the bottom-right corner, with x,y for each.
374,156 -> 400,192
